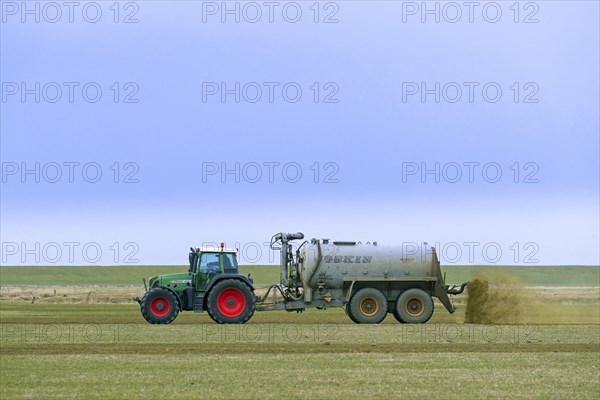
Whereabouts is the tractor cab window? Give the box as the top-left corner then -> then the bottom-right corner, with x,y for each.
223,253 -> 238,273
199,253 -> 220,274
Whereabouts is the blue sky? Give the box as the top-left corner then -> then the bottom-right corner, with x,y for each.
1,1 -> 599,266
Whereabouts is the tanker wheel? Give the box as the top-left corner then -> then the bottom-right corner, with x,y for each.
206,279 -> 255,324
346,303 -> 360,324
349,288 -> 388,324
392,309 -> 406,323
395,289 -> 434,324
140,288 -> 179,324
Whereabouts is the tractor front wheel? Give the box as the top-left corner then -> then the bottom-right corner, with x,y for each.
206,279 -> 255,324
140,288 -> 179,324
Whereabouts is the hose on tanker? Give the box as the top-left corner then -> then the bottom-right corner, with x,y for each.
285,287 -> 304,301
270,233 -> 281,250
297,240 -> 308,253
270,232 -> 304,248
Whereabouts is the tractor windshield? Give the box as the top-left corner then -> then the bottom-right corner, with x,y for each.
198,253 -> 219,273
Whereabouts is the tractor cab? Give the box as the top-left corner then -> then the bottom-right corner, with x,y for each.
188,245 -> 239,290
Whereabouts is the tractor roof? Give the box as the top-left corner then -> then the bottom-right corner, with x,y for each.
198,247 -> 237,253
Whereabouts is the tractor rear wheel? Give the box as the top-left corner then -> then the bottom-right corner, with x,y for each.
348,288 -> 388,324
206,279 -> 255,324
140,288 -> 179,324
395,289 -> 434,324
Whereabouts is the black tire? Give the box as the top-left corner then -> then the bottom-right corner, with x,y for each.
392,309 -> 406,323
395,288 -> 434,324
140,288 -> 179,324
348,288 -> 388,324
206,279 -> 255,324
346,302 -> 360,324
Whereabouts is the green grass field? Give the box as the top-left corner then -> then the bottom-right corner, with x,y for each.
1,264 -> 599,286
1,306 -> 598,399
1,265 -> 599,399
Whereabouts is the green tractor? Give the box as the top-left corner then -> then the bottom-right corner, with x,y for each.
135,244 -> 255,324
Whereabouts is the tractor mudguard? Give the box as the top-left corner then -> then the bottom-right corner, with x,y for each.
205,274 -> 255,293
154,284 -> 183,310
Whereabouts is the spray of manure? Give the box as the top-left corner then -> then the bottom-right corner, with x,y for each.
464,271 -> 525,324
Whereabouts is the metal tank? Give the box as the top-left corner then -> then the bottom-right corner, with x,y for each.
300,239 -> 440,289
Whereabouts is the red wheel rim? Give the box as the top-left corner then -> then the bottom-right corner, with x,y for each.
217,288 -> 246,317
150,296 -> 171,317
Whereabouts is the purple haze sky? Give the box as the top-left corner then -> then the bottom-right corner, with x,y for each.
1,1 -> 599,266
